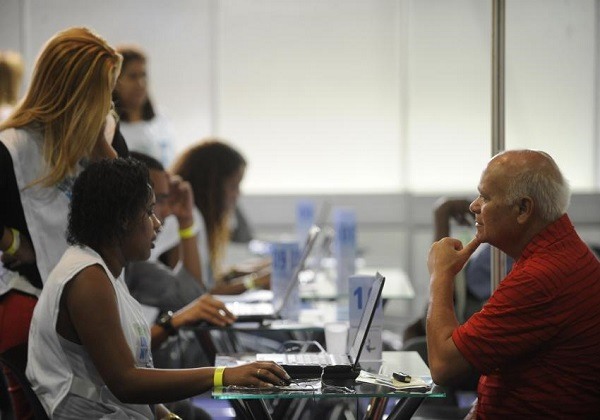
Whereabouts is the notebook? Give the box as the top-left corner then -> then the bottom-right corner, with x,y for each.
226,225 -> 321,322
256,273 -> 385,378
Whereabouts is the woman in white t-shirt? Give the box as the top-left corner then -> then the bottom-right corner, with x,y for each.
113,45 -> 176,167
27,158 -> 290,419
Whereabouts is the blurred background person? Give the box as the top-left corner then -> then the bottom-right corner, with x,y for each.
0,50 -> 24,122
113,44 -> 176,167
164,139 -> 269,295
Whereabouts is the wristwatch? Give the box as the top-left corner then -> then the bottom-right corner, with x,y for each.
156,311 -> 177,336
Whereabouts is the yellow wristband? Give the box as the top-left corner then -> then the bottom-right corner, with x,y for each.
6,228 -> 21,256
214,366 -> 226,387
179,222 -> 198,240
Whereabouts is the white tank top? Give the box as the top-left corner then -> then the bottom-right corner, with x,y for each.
26,246 -> 153,419
0,126 -> 76,285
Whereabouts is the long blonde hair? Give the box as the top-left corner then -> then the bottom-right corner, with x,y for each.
0,27 -> 122,187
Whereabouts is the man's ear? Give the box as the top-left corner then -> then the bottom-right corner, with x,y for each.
516,197 -> 534,223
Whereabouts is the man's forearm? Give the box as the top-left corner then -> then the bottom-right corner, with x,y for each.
426,272 -> 463,385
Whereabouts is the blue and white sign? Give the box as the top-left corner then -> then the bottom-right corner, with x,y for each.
296,199 -> 316,244
270,240 -> 301,320
348,274 -> 383,361
333,207 -> 356,294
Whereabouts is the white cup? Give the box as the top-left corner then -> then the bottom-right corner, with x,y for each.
324,321 -> 349,355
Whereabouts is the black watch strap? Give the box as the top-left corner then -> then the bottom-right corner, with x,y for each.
157,311 -> 177,336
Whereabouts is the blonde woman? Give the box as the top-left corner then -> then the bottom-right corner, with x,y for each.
0,50 -> 24,121
0,27 -> 124,418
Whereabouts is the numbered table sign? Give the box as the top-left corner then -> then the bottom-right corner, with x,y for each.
333,207 -> 356,294
348,274 -> 383,361
348,275 -> 383,328
271,241 -> 301,320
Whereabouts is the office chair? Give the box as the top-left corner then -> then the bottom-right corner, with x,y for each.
0,344 -> 49,420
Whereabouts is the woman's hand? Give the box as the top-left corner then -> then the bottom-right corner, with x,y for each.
223,361 -> 291,388
172,294 -> 237,328
168,175 -> 194,226
1,231 -> 36,269
253,269 -> 271,290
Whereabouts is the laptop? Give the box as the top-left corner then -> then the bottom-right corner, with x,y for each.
226,225 -> 321,322
256,273 -> 385,378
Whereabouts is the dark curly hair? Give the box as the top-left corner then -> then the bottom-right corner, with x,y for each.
67,158 -> 151,249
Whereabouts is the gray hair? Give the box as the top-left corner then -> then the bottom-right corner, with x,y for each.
501,150 -> 571,222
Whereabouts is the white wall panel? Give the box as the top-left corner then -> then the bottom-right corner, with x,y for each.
216,0 -> 402,193
9,0 -> 213,155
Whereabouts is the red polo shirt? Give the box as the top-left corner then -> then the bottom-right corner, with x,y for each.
452,214 -> 600,419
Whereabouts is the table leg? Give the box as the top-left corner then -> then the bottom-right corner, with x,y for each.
386,396 -> 425,420
363,396 -> 391,420
231,398 -> 273,420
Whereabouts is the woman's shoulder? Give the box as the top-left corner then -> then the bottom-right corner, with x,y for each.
49,246 -> 111,283
0,125 -> 43,145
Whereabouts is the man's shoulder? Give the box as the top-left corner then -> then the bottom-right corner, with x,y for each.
126,260 -> 173,284
506,243 -> 600,294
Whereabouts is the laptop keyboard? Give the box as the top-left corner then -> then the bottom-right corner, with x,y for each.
226,302 -> 274,316
286,353 -> 331,365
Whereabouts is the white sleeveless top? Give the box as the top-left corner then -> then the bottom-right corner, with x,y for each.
26,246 -> 153,419
0,127 -> 78,287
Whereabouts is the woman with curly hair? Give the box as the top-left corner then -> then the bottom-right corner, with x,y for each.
26,158 -> 289,419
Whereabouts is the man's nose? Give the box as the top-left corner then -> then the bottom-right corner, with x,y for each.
469,198 -> 480,213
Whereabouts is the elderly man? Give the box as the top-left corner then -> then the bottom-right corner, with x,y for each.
427,150 -> 600,418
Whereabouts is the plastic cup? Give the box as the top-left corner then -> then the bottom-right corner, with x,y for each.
324,321 -> 349,355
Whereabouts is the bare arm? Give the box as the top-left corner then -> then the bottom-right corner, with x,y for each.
150,294 -> 237,348
210,268 -> 270,295
168,175 -> 203,284
63,265 -> 288,404
433,198 -> 474,241
426,237 -> 480,386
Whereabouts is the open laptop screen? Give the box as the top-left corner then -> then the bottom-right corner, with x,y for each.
349,272 -> 385,366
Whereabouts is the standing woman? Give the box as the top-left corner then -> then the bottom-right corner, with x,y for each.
170,139 -> 270,295
0,27 -> 125,417
112,45 -> 176,167
26,158 -> 288,418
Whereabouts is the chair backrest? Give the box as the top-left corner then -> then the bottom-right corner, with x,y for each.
0,344 -> 49,420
